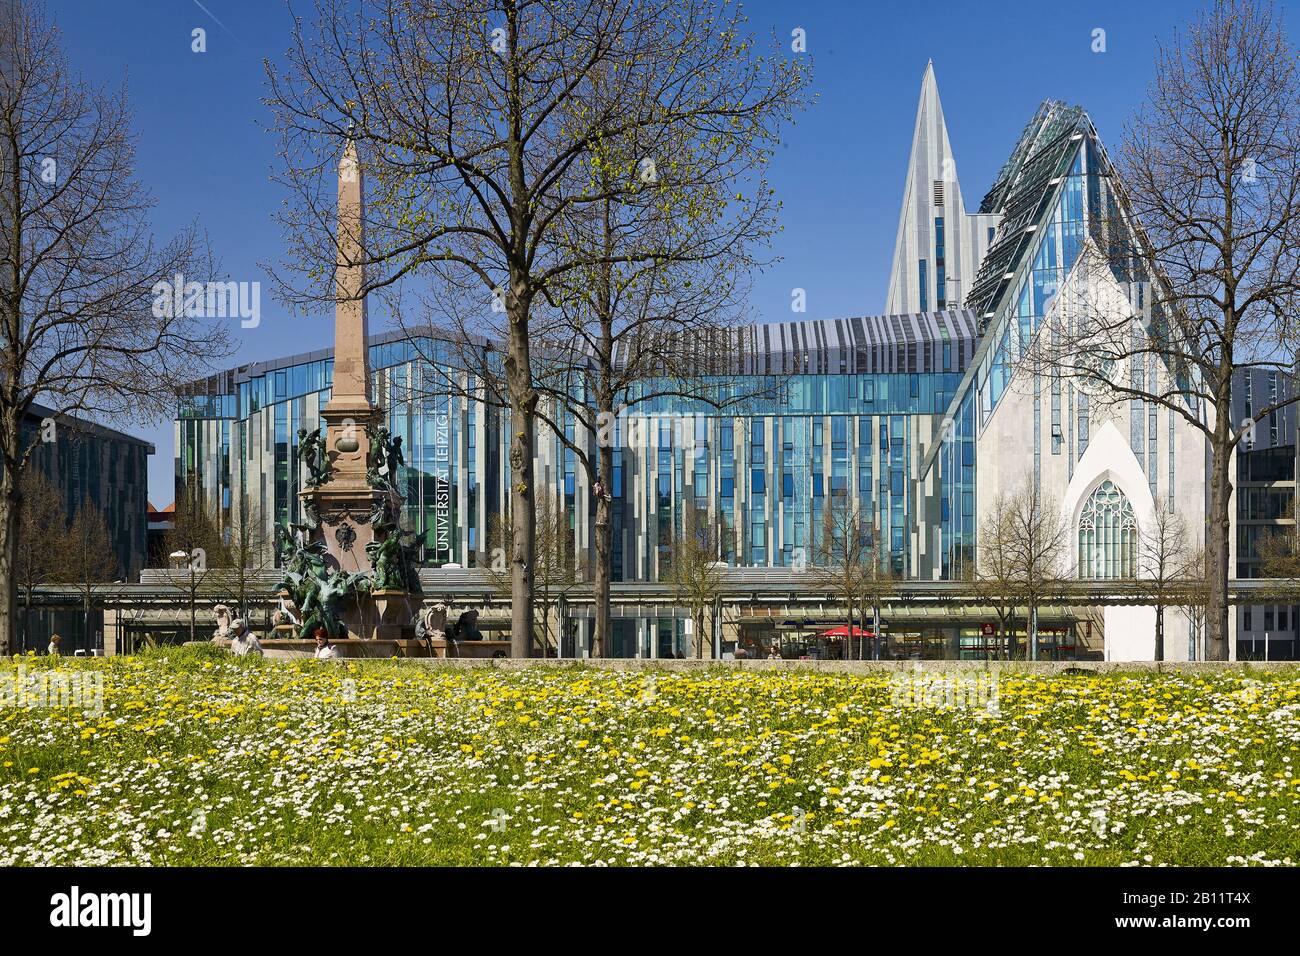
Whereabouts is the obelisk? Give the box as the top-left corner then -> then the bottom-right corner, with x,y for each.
326,140 -> 372,423
310,139 -> 381,576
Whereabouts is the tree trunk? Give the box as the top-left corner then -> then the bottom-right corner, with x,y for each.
0,436 -> 19,657
1029,603 -> 1039,661
537,597 -> 549,657
1205,440 -> 1232,660
846,598 -> 854,662
695,610 -> 704,659
505,288 -> 536,659
872,601 -> 881,661
1154,605 -> 1165,662
22,584 -> 31,654
592,440 -> 613,658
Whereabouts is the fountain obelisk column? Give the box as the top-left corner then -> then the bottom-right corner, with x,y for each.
308,140 -> 382,578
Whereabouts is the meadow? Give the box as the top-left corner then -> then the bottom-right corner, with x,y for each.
1,647 -> 1297,866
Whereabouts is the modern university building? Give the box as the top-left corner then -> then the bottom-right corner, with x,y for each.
172,63 -> 1289,662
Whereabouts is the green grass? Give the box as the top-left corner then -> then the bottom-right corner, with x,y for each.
1,647 -> 1297,865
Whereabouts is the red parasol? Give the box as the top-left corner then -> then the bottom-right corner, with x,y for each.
819,625 -> 875,637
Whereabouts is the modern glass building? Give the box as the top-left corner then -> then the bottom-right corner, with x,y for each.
1232,368 -> 1298,659
23,402 -> 153,580
177,313 -> 979,583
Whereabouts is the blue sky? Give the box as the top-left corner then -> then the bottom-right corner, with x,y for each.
48,0 -> 1213,504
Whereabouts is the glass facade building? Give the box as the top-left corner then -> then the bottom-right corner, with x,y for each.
177,315 -> 978,582
1232,368 -> 1299,658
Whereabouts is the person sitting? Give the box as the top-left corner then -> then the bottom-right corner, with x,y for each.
228,619 -> 263,657
313,626 -> 341,660
452,609 -> 483,641
47,633 -> 61,656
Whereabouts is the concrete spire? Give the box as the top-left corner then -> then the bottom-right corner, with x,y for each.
885,62 -> 958,315
883,62 -> 1001,316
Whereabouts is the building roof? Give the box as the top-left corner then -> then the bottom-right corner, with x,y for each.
966,100 -> 1094,324
181,311 -> 983,401
25,401 -> 156,452
719,312 -> 979,376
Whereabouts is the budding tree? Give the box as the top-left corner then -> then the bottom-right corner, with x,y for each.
1002,481 -> 1069,660
267,0 -> 807,657
665,501 -> 724,659
810,495 -> 878,660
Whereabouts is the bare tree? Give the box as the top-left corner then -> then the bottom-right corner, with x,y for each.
484,491 -> 579,655
63,502 -> 116,653
1136,497 -> 1197,661
664,502 -> 723,659
1001,481 -> 1069,660
1024,0 -> 1300,659
1258,520 -> 1300,580
0,1 -> 230,654
265,0 -> 808,657
810,495 -> 871,660
15,466 -> 68,649
855,540 -> 900,662
1176,542 -> 1211,660
808,495 -> 897,659
214,494 -> 274,626
164,475 -> 228,643
1250,498 -> 1300,648
972,494 -> 1024,660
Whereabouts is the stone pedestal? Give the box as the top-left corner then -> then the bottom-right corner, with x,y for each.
371,589 -> 417,640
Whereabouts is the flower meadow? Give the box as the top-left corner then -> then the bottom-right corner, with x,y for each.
1,647 -> 1298,866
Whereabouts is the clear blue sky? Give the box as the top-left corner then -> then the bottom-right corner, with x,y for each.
48,0 -> 1217,504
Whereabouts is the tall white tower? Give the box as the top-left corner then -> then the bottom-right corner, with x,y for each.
884,61 -> 1000,316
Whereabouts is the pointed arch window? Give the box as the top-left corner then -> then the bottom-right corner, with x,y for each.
1078,480 -> 1136,579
